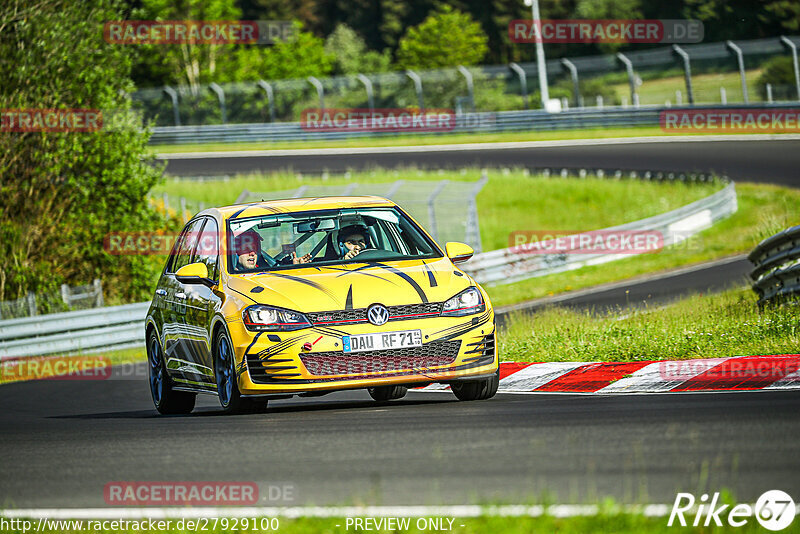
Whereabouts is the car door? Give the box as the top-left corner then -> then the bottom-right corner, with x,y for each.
176,216 -> 222,387
163,217 -> 206,385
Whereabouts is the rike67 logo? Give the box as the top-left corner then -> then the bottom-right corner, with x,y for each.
669,490 -> 796,530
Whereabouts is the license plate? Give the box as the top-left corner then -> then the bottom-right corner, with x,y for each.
342,329 -> 422,353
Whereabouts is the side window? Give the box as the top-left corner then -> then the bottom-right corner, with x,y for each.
195,217 -> 219,281
170,218 -> 206,273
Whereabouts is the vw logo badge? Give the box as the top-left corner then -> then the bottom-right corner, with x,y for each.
367,304 -> 389,326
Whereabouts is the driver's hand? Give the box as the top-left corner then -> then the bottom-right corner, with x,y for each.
291,252 -> 312,264
343,248 -> 361,260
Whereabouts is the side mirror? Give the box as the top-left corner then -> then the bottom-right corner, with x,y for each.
175,262 -> 215,288
445,242 -> 474,264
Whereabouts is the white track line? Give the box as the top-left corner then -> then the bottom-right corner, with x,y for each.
157,134 -> 800,159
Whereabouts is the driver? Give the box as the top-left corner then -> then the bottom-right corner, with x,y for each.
338,225 -> 369,260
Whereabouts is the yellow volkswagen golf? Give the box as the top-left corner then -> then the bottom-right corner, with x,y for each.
145,196 -> 498,414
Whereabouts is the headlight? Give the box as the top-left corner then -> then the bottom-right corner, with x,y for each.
442,287 -> 485,316
243,305 -> 311,331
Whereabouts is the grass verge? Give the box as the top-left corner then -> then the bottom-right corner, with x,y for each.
612,69 -> 764,107
500,287 -> 799,363
487,181 -> 798,307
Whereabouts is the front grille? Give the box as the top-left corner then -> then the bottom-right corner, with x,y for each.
306,302 -> 442,326
300,340 -> 461,376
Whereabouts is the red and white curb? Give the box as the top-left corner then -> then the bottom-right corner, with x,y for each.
422,355 -> 800,393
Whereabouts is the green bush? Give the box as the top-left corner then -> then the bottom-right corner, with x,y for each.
756,55 -> 798,100
0,0 -> 167,304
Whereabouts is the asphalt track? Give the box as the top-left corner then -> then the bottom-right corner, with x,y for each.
1,374 -> 799,508
161,137 -> 800,186
2,136 -> 797,510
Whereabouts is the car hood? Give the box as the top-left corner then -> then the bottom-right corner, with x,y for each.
226,257 -> 471,312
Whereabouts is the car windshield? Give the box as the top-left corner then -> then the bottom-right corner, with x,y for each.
227,207 -> 441,273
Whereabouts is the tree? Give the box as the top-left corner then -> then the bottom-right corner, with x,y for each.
133,0 -> 241,92
324,24 -> 392,75
0,0 -> 165,303
232,21 -> 334,81
396,6 -> 489,70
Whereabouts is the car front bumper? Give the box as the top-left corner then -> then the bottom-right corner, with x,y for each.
230,310 -> 498,395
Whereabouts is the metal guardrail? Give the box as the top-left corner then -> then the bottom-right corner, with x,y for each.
748,225 -> 800,305
0,303 -> 148,360
462,181 -> 737,285
149,103 -> 800,145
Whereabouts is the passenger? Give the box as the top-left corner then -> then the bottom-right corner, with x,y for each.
233,229 -> 309,270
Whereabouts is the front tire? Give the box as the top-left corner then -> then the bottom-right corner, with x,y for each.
147,330 -> 196,415
368,385 -> 408,402
451,369 -> 499,401
214,329 -> 261,414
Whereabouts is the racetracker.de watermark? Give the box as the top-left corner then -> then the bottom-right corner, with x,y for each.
103,20 -> 293,44
1,109 -> 101,132
300,108 -> 457,133
1,355 -> 111,382
659,358 -> 800,382
661,108 -> 800,133
510,230 -> 666,255
104,482 -> 260,506
1,108 -> 143,132
509,19 -> 703,43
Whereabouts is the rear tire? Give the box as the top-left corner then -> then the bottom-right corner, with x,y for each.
147,330 -> 196,415
214,329 -> 256,414
451,369 -> 499,401
368,385 -> 408,402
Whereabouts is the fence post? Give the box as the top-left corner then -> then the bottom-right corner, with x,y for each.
457,66 -> 474,111
356,74 -> 375,112
162,192 -> 169,212
307,76 -> 325,109
257,80 -> 277,122
180,197 -> 188,223
427,180 -> 449,240
208,83 -> 227,124
61,284 -> 70,307
560,58 -> 582,108
720,87 -> 727,104
385,180 -> 404,198
405,70 -> 425,110
93,279 -> 104,307
162,86 -> 180,126
672,44 -> 695,105
780,36 -> 800,101
509,63 -> 528,110
235,189 -> 251,203
767,83 -> 773,103
726,41 -> 749,104
616,52 -> 639,108
466,171 -> 489,252
27,292 -> 37,317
